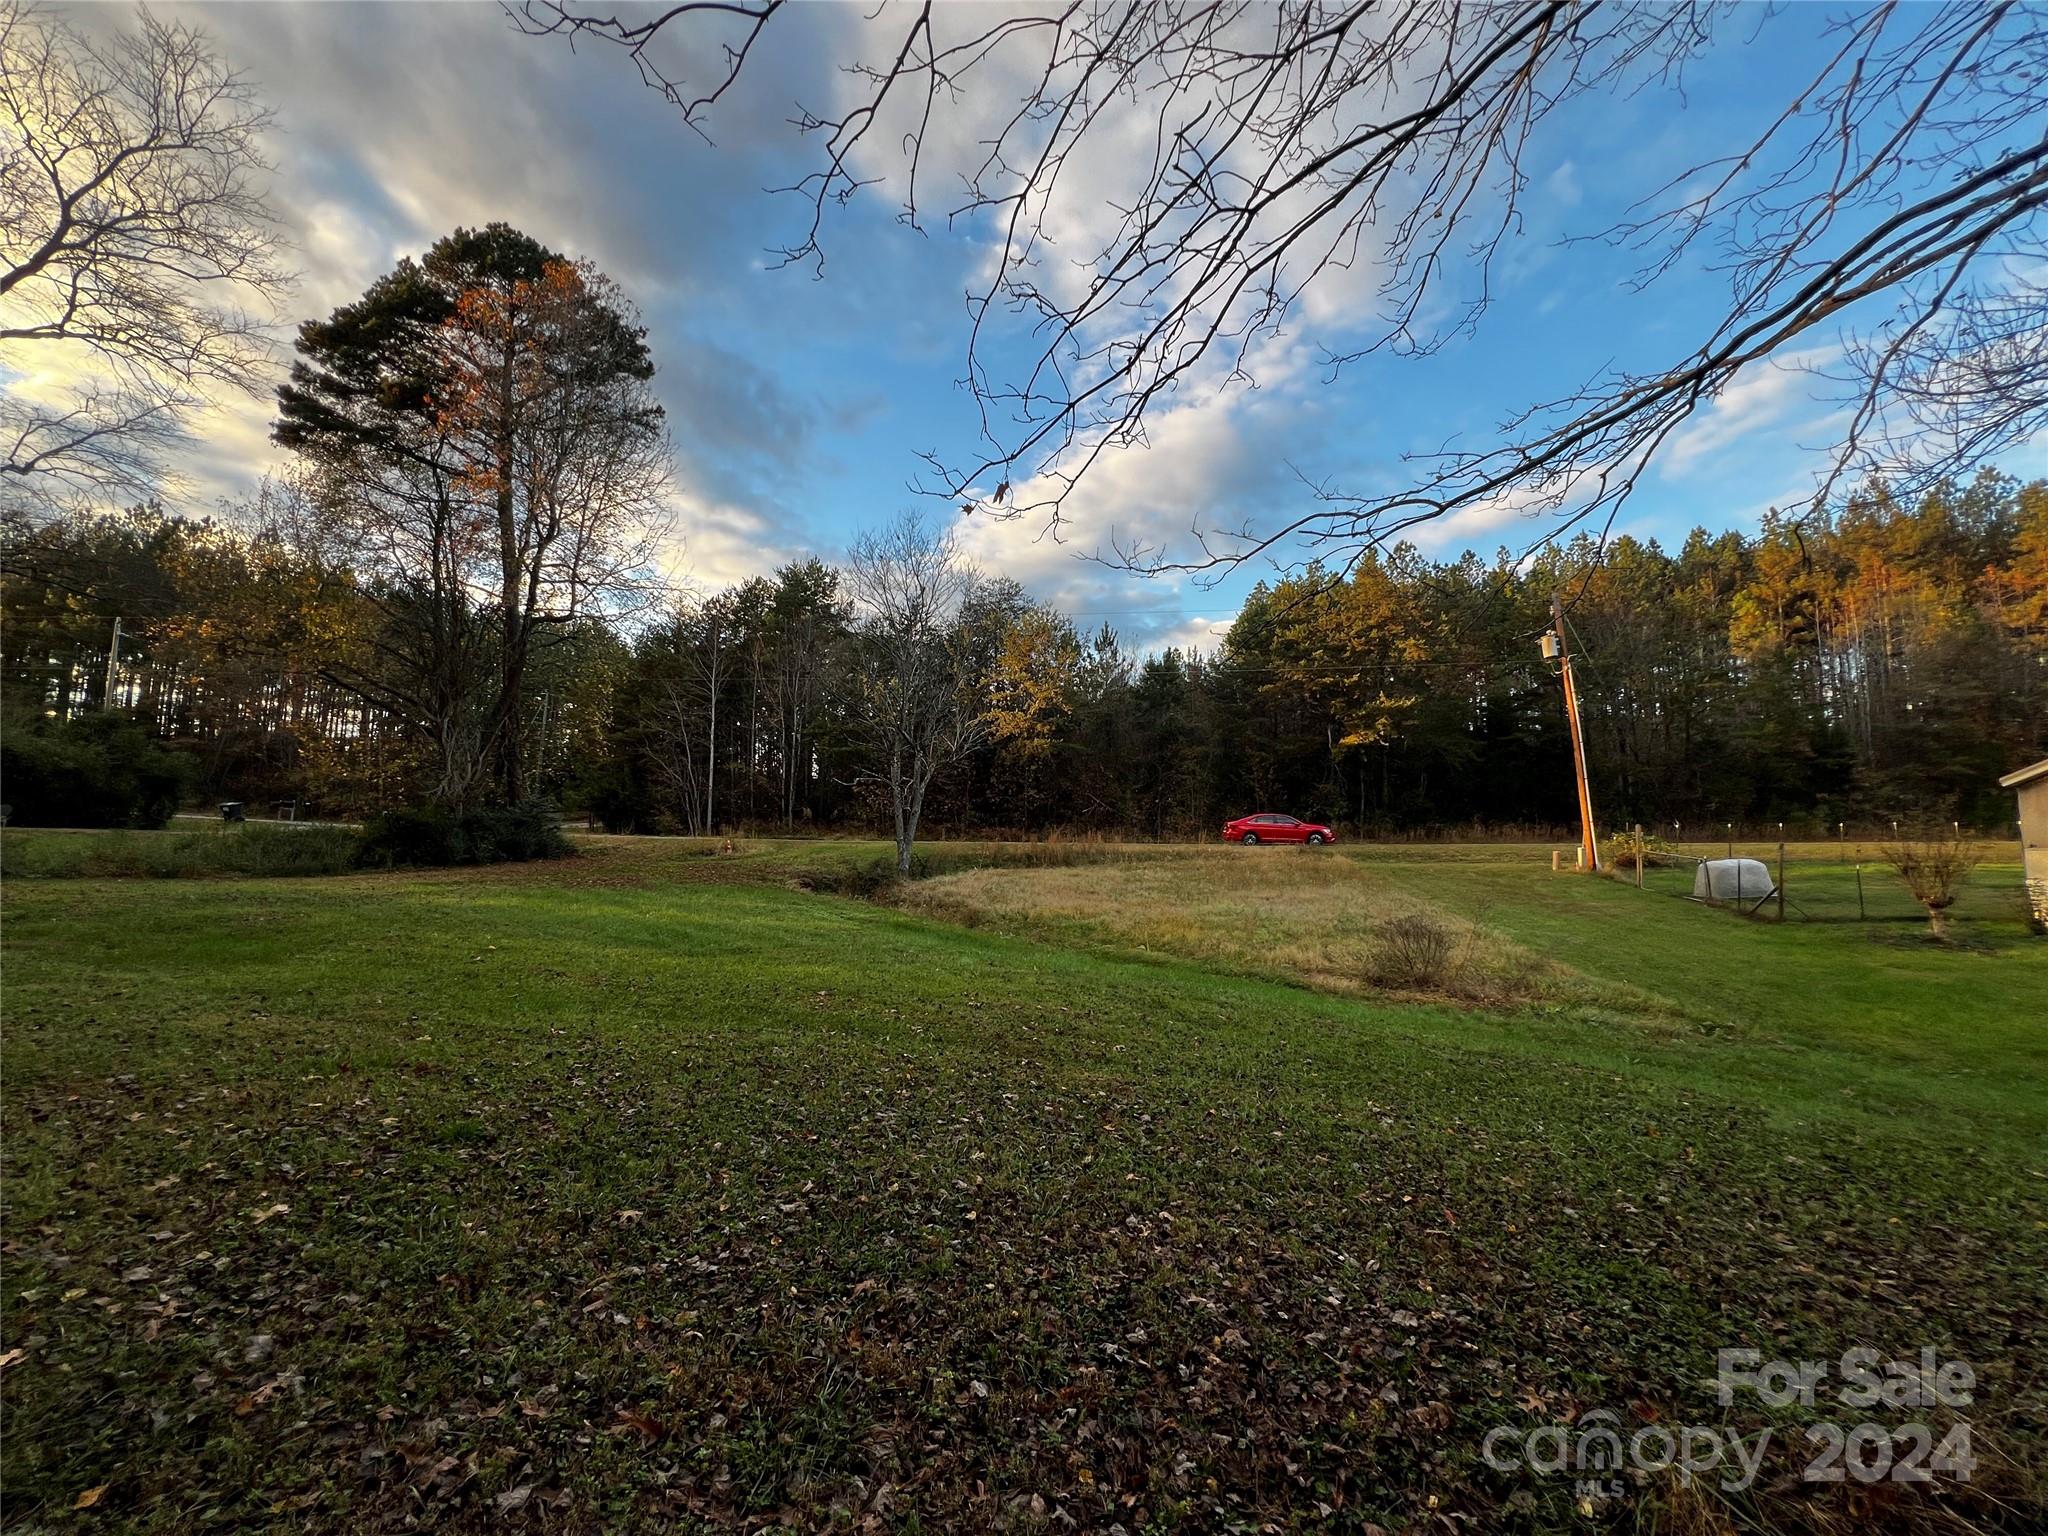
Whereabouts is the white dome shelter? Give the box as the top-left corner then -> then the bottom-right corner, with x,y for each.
1694,858 -> 1776,905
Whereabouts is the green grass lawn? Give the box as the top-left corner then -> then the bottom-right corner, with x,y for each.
1354,847 -> 2048,1155
3,835 -> 2043,1533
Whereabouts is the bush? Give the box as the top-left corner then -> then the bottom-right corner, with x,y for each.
792,854 -> 916,899
0,712 -> 189,829
357,801 -> 570,869
1604,827 -> 1683,870
1881,832 -> 1980,940
1366,913 -> 1457,989
220,823 -> 365,876
582,762 -> 650,835
4,808 -> 568,880
1,823 -> 364,879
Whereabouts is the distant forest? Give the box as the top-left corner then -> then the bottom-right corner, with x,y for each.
4,471 -> 2043,836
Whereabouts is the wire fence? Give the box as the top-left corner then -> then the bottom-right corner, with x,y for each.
1605,840 -> 2029,926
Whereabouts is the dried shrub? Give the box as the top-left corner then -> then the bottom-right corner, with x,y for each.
1881,833 -> 1979,939
1367,913 -> 1457,989
1605,827 -> 1683,870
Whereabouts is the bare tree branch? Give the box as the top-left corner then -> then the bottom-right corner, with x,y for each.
1,1 -> 290,515
518,0 -> 2046,577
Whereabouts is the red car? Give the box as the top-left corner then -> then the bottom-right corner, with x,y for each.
1222,813 -> 1336,846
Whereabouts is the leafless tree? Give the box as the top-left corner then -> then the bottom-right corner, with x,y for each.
767,563 -> 844,829
1,1 -> 288,515
515,0 -> 2046,577
1882,830 -> 1980,940
842,511 -> 988,874
639,596 -> 732,834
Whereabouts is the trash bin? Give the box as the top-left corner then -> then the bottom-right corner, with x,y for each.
220,802 -> 246,823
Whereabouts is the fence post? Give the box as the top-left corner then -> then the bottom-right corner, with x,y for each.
1776,841 -> 1786,922
1634,823 -> 1644,889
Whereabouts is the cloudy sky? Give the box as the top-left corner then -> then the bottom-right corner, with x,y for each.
34,2 -> 2035,652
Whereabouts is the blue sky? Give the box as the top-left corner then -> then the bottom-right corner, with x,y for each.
118,2 -> 2040,653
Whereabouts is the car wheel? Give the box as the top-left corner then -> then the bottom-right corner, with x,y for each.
1307,832 -> 1326,845
1241,832 -> 1259,845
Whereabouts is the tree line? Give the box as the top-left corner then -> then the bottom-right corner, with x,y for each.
7,464 -> 2042,841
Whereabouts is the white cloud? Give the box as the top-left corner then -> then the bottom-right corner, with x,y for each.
1662,348 -> 1838,475
656,494 -> 788,594
1547,160 -> 1582,209
951,332 -> 1313,585
1407,482 -> 1558,555
1143,614 -> 1229,658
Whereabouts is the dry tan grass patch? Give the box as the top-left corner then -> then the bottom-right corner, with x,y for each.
897,848 -> 1662,1015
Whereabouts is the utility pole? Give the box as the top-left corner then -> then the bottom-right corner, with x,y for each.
1541,595 -> 1599,873
102,616 -> 123,709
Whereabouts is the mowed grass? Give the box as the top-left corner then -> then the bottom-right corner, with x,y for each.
2,834 -> 2045,1534
1353,845 -> 2046,1151
908,842 -> 2048,1152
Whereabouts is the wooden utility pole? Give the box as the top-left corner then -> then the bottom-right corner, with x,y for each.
102,616 -> 123,708
1544,595 -> 1599,873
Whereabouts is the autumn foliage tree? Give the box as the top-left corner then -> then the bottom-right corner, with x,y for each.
8,471 -> 2037,838
275,225 -> 668,806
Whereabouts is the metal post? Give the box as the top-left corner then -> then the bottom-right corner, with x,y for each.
1776,841 -> 1786,923
1856,864 -> 1866,921
1634,823 -> 1644,889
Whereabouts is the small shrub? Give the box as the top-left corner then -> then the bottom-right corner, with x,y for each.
1605,828 -> 1682,870
216,824 -> 364,876
1367,913 -> 1457,989
356,805 -> 459,867
1881,833 -> 1979,940
795,855 -> 916,898
356,801 -> 570,869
